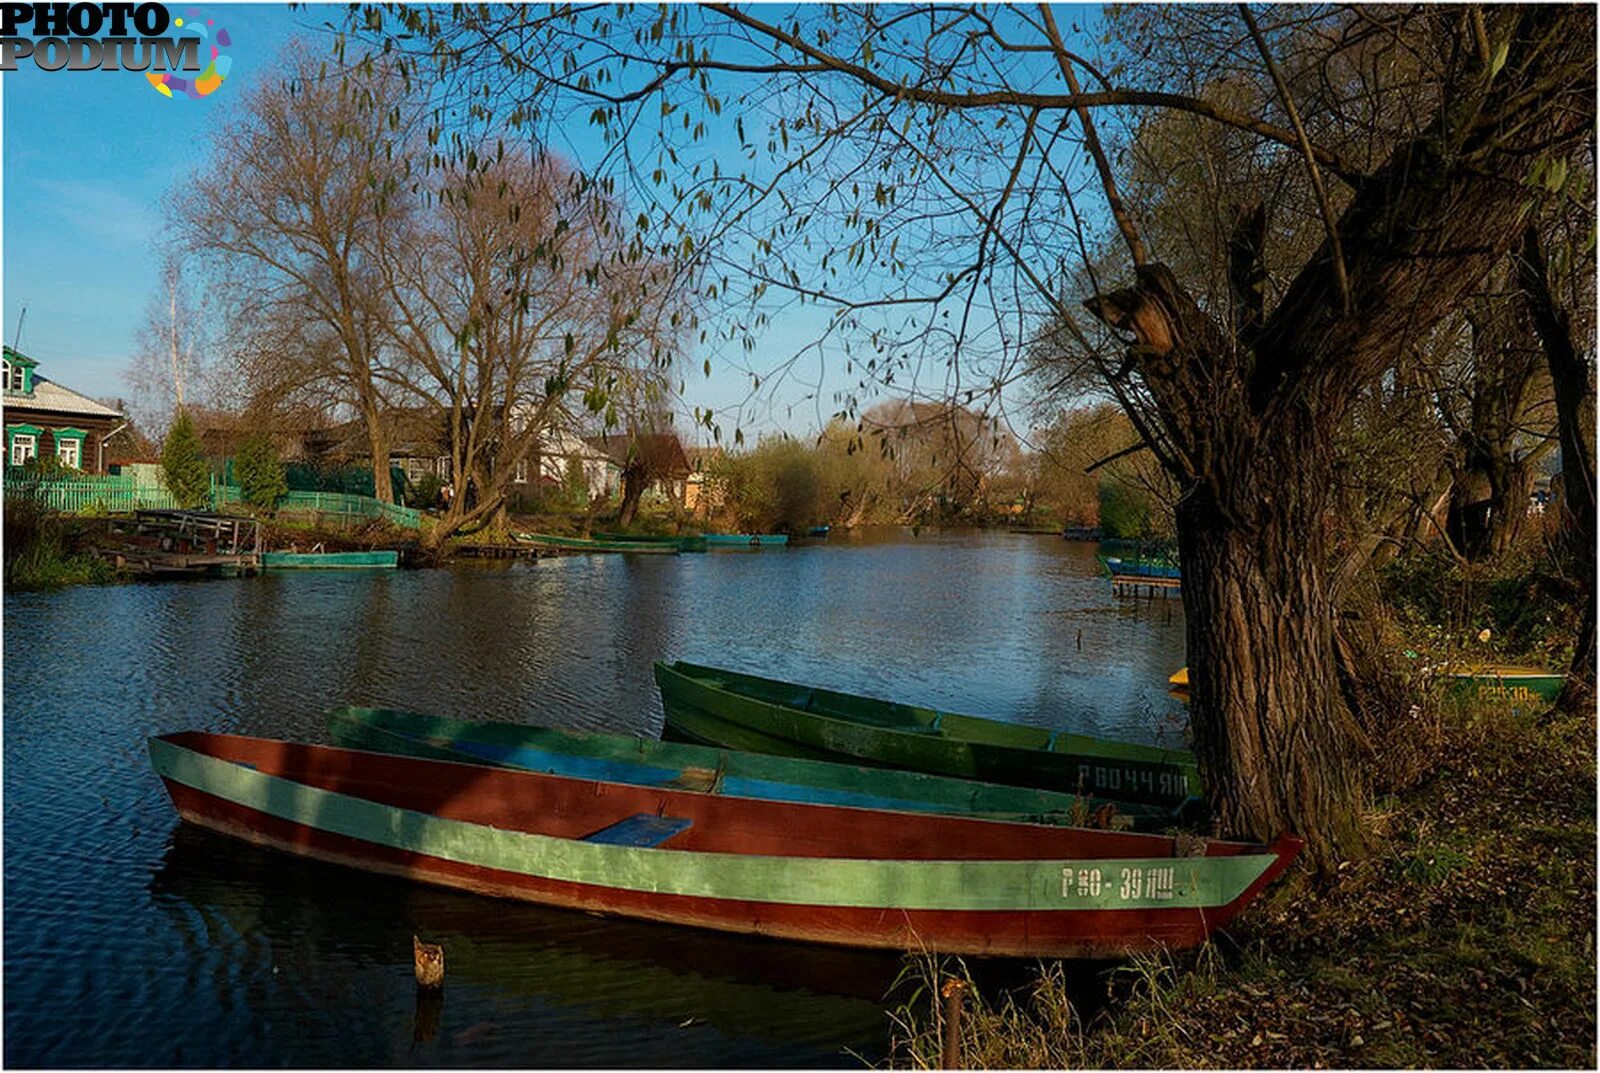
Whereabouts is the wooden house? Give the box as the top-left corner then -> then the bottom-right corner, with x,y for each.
3,346 -> 125,473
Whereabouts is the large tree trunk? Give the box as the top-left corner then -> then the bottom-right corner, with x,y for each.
617,469 -> 647,527
1174,417 -> 1367,872
362,409 -> 394,505
1520,227 -> 1597,710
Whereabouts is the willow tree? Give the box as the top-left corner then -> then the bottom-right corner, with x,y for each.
354,4 -> 1596,869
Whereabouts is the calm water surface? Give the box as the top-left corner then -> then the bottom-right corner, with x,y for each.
4,529 -> 1187,1067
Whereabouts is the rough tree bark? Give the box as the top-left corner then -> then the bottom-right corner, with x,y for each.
1519,226 -> 1597,711
1085,6 -> 1594,871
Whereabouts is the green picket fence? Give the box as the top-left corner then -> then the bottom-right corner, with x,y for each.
214,485 -> 420,529
3,471 -> 183,513
5,472 -> 420,530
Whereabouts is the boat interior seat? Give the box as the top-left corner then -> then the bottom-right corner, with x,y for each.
581,813 -> 694,848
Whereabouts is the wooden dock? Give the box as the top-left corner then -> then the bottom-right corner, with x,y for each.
1110,573 -> 1182,598
99,510 -> 262,577
454,543 -> 549,561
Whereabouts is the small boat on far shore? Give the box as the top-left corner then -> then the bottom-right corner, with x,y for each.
261,550 -> 398,569
593,532 -> 708,552
511,532 -> 679,554
705,533 -> 789,548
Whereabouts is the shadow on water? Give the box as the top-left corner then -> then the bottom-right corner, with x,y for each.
148,824 -> 900,1067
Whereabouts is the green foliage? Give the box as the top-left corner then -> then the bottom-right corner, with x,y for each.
710,436 -> 835,532
160,410 -> 211,510
234,433 -> 287,511
3,487 -> 114,589
1381,544 -> 1580,667
1097,480 -> 1151,539
404,472 -> 444,510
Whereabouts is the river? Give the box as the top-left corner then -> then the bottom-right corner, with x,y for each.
3,528 -> 1187,1067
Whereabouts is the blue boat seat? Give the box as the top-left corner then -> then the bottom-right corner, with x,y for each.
582,813 -> 693,848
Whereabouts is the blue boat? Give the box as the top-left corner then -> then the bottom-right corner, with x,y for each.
705,533 -> 789,548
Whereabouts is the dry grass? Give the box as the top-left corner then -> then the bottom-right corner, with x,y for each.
886,699 -> 1596,1068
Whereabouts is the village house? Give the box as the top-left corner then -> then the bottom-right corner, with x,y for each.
3,346 -> 125,473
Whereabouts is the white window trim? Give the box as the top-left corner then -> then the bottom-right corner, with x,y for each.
11,433 -> 36,466
56,437 -> 81,468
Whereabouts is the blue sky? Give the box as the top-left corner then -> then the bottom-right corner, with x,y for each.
3,5 -> 331,407
3,4 -> 1102,444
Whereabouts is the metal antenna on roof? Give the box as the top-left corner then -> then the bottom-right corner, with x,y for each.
11,304 -> 25,350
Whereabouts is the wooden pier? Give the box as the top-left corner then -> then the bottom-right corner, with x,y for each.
1110,573 -> 1182,599
99,510 -> 262,577
454,543 -> 550,561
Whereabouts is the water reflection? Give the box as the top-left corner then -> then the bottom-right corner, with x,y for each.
149,825 -> 897,1067
4,529 -> 1186,1066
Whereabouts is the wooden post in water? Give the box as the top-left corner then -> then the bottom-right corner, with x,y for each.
939,976 -> 967,1069
413,935 -> 444,989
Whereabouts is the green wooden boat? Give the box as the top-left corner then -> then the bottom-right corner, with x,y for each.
512,532 -> 679,554
326,706 -> 1187,829
655,661 -> 1201,808
1446,664 -> 1565,704
594,532 -> 708,552
260,550 -> 398,569
704,533 -> 789,548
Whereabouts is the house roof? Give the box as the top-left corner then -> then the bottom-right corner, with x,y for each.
3,374 -> 123,419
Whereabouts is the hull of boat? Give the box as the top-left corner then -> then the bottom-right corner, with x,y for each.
260,551 -> 398,569
512,533 -> 679,554
655,662 -> 1201,808
705,533 -> 789,548
325,706 -> 1177,829
1448,667 -> 1565,703
593,533 -> 708,552
150,732 -> 1297,957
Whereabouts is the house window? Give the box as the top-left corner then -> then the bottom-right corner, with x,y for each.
512,458 -> 528,483
2,360 -> 24,393
56,437 -> 81,469
10,433 -> 36,466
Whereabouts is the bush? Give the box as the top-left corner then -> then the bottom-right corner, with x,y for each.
234,433 -> 287,511
405,472 -> 443,510
161,410 -> 211,509
3,485 -> 114,589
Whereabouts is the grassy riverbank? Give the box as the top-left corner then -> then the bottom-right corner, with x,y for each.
889,696 -> 1596,1068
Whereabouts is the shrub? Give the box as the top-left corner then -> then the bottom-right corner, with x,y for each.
161,410 -> 211,509
234,433 -> 287,511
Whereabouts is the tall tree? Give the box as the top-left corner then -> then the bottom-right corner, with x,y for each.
186,45 -> 413,503
357,4 -> 1596,868
376,150 -> 682,544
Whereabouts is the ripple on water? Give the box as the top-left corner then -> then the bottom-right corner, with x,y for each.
4,530 -> 1184,1066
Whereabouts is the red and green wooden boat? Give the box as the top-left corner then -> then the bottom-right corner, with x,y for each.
655,662 -> 1201,808
325,705 -> 1187,830
149,731 -> 1299,957
511,532 -> 679,554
